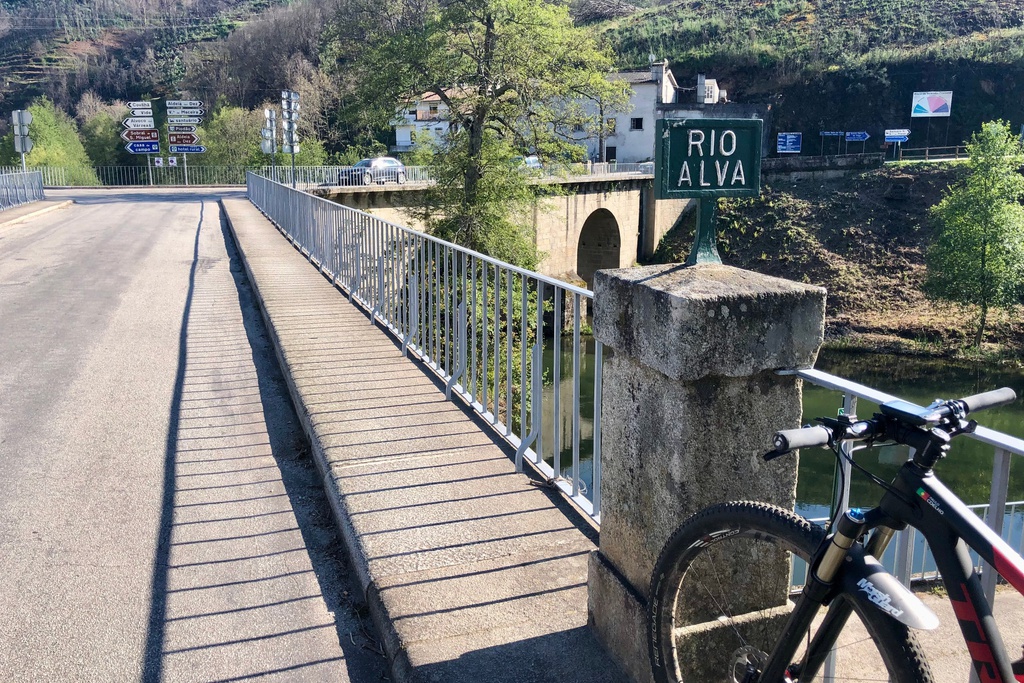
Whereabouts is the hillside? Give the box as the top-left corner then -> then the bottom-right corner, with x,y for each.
651,163 -> 1024,356
0,0 -> 282,116
599,0 -> 1024,151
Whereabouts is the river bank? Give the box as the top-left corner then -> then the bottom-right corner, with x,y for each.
651,163 -> 1023,362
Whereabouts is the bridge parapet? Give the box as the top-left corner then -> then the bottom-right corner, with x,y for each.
588,263 -> 826,682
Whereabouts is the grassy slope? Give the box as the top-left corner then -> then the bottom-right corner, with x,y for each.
651,163 -> 1023,356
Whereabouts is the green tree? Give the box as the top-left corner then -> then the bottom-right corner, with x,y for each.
925,120 -> 1024,347
354,0 -> 628,266
80,111 -> 133,167
0,97 -> 100,185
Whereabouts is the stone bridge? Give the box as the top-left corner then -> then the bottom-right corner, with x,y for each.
315,174 -> 692,286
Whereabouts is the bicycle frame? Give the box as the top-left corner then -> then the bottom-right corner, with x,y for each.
880,462 -> 1024,683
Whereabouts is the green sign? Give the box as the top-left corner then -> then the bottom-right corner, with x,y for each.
656,118 -> 763,199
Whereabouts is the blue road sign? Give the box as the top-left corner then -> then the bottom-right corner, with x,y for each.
169,144 -> 206,154
125,141 -> 160,154
777,132 -> 802,154
885,135 -> 910,143
845,131 -> 870,142
819,131 -> 844,137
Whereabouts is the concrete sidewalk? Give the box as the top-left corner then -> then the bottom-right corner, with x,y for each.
0,197 -> 73,227
221,199 -> 626,683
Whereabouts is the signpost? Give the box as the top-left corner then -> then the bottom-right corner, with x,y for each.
281,90 -> 301,187
656,118 -> 763,264
777,132 -> 802,154
163,99 -> 205,186
262,108 -> 278,181
125,141 -> 160,154
12,110 -> 33,170
120,129 -> 160,142
885,128 -> 911,159
123,117 -> 156,129
845,131 -> 870,154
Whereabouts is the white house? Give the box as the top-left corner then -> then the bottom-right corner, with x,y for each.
574,60 -> 679,164
393,91 -> 456,153
391,61 -> 682,162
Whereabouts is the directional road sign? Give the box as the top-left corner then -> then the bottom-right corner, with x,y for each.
885,135 -> 910,143
123,117 -> 156,129
819,131 -> 844,137
166,100 -> 202,108
169,144 -> 206,154
167,117 -> 202,125
127,101 -> 152,109
167,108 -> 204,117
169,133 -> 200,145
15,137 -> 33,153
129,109 -> 153,117
13,110 -> 33,125
121,129 -> 160,142
168,125 -> 197,133
885,128 -> 911,137
777,132 -> 802,154
282,90 -> 300,101
125,141 -> 160,154
282,144 -> 301,155
845,131 -> 870,142
261,140 -> 274,154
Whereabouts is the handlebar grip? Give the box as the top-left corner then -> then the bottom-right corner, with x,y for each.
773,426 -> 831,452
959,387 -> 1017,414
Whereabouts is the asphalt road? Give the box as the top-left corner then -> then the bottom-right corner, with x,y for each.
0,189 -> 387,682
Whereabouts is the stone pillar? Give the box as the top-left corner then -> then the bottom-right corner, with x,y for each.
587,263 -> 825,683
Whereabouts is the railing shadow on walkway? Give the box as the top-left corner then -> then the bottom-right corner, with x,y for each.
139,199 -> 385,683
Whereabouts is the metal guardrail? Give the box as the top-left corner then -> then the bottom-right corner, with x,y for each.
247,171 -> 605,521
897,145 -> 970,162
1,162 -> 655,189
0,171 -> 44,211
794,367 -> 1024,602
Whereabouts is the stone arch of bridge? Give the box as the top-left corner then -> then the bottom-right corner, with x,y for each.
576,208 -> 621,287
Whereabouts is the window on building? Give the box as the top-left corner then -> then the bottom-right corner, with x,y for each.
606,146 -> 617,162
630,117 -> 644,131
572,123 -> 585,133
606,118 -> 617,134
429,105 -> 439,116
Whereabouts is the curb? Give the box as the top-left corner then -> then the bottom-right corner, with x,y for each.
0,199 -> 74,227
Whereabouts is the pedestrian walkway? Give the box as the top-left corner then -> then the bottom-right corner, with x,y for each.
221,198 -> 627,683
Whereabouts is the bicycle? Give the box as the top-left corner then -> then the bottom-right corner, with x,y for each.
647,386 -> 1024,682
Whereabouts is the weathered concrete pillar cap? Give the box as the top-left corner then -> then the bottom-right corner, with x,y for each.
593,263 -> 825,381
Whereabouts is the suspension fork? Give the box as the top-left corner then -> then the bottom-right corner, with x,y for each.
759,510 -> 885,682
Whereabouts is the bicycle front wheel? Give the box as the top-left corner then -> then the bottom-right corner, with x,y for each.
648,501 -> 933,683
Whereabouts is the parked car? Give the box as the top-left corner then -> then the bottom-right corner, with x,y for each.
339,157 -> 407,185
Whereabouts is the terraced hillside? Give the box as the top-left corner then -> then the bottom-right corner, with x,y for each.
0,0 -> 280,115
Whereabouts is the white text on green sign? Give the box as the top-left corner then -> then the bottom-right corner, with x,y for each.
656,119 -> 762,199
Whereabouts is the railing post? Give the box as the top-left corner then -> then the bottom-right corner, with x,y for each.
403,273 -> 418,358
514,342 -> 543,472
982,447 -> 1011,607
372,255 -> 385,324
445,303 -> 467,399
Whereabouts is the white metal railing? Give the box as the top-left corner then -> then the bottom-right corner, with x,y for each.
795,367 -> 1024,603
0,171 -> 44,211
4,162 -> 655,189
247,171 -> 605,521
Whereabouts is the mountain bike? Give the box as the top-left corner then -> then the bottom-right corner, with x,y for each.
647,386 -> 1024,682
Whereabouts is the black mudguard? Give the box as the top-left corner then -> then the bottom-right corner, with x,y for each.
840,544 -> 940,631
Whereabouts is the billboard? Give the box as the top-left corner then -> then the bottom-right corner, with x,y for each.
912,91 -> 952,118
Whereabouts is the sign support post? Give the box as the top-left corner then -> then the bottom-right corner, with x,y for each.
147,154 -> 153,186
686,199 -> 720,266
184,154 -> 189,186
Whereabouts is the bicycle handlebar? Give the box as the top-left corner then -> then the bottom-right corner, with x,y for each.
768,387 -> 1017,457
958,387 -> 1017,414
773,426 -> 831,452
